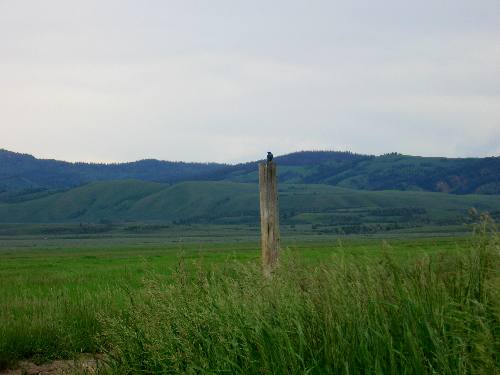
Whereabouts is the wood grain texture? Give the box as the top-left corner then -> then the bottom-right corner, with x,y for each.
259,161 -> 280,274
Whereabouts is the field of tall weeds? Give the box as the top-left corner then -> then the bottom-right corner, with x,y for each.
99,220 -> 499,374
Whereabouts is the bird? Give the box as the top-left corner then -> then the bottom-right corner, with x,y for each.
267,152 -> 273,163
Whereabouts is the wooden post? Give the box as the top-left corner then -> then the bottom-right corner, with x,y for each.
259,161 -> 280,274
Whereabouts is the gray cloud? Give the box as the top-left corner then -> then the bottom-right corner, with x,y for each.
1,0 -> 499,163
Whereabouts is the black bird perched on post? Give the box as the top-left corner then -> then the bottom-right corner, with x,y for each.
267,152 -> 273,163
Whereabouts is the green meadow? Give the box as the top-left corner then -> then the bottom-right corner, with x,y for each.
0,221 -> 499,374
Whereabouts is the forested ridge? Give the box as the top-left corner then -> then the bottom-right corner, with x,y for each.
1,149 -> 499,198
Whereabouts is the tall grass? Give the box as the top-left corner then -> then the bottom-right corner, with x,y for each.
0,287 -> 110,370
100,222 -> 499,374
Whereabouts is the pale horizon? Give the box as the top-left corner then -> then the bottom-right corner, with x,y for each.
3,146 -> 499,166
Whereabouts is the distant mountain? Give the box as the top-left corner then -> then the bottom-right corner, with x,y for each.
0,149 -> 226,192
1,149 -> 499,197
1,180 -> 499,226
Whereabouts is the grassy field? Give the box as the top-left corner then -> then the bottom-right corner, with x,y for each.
0,224 -> 498,373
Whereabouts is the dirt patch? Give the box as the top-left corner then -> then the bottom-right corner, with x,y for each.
0,355 -> 104,375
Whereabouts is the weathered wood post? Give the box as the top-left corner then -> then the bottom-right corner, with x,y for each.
259,158 -> 280,275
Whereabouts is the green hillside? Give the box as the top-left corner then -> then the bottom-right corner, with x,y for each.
0,149 -> 225,192
1,180 -> 499,232
221,153 -> 500,194
2,149 -> 499,195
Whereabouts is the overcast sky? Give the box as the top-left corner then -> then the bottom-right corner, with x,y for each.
1,1 -> 499,163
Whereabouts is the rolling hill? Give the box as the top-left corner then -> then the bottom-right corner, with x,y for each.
1,149 -> 499,196
0,149 -> 225,192
1,180 -> 499,230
